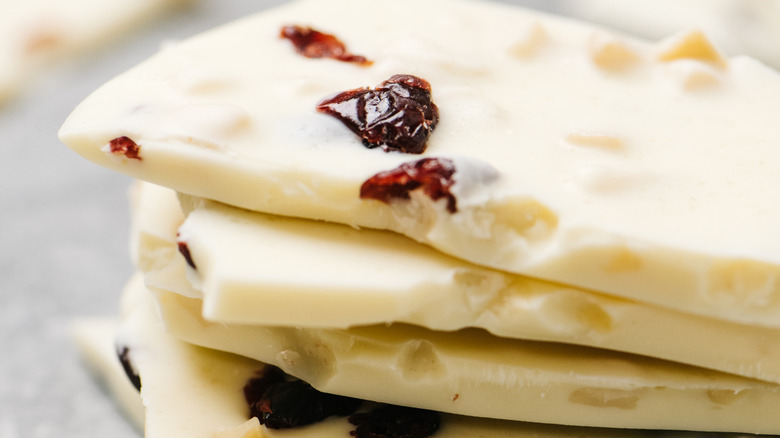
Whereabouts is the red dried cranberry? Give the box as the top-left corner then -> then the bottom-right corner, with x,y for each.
317,74 -> 439,154
116,346 -> 141,391
244,366 -> 362,429
349,405 -> 441,438
280,25 -> 372,66
108,136 -> 142,160
176,235 -> 197,270
360,158 -> 457,213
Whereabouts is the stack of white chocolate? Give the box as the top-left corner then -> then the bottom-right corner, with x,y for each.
62,0 -> 780,436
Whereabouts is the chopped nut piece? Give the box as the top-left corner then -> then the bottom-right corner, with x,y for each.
708,389 -> 748,406
565,132 -> 624,151
509,22 -> 547,58
657,29 -> 727,68
569,388 -> 642,409
589,32 -> 640,71
668,60 -> 722,91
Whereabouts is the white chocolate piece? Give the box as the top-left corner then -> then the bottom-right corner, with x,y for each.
0,0 -> 188,104
560,0 -> 780,69
128,181 -> 198,298
59,0 -> 780,328
129,182 -> 780,385
71,318 -> 145,431
94,274 -> 669,438
149,280 -> 780,433
116,274 -> 261,438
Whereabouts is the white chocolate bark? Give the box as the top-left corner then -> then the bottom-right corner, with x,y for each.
71,318 -> 145,431
561,0 -> 780,69
128,180 -> 196,298
59,0 -> 780,328
98,274 -> 672,438
130,181 -> 780,385
0,0 -> 188,104
149,280 -> 780,433
116,274 -> 261,438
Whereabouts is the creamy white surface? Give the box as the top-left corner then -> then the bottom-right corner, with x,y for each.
116,274 -> 262,438
131,181 -> 780,385
152,283 -> 780,433
59,0 -> 780,327
71,319 -> 145,431
100,274 -> 674,438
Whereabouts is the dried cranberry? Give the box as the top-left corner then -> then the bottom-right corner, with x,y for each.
176,236 -> 197,270
280,25 -> 372,66
244,366 -> 362,429
108,136 -> 142,160
360,158 -> 457,213
244,366 -> 286,408
349,405 -> 441,438
116,346 -> 141,391
317,74 -> 439,154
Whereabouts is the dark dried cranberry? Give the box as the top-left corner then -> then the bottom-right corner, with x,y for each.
116,346 -> 141,391
244,366 -> 362,429
360,158 -> 457,213
349,405 -> 441,438
280,25 -> 372,66
317,74 -> 439,154
244,366 -> 286,408
176,237 -> 197,270
108,136 -> 142,160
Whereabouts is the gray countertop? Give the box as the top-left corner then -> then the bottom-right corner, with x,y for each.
0,1 -> 555,436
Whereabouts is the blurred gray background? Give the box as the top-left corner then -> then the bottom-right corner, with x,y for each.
0,1 -> 558,436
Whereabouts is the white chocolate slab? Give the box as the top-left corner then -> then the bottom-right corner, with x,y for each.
130,181 -> 780,385
149,278 -> 780,433
560,0 -> 780,69
71,318 -> 145,431
0,0 -> 188,104
59,0 -> 780,328
100,274 -> 674,438
116,273 -> 261,438
128,181 -> 198,298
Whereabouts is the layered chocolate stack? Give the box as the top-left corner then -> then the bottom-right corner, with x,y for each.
63,0 -> 780,436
